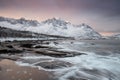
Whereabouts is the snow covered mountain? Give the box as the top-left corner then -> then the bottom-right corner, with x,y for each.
114,34 -> 120,38
41,18 -> 101,39
0,16 -> 39,26
108,34 -> 120,39
0,16 -> 102,39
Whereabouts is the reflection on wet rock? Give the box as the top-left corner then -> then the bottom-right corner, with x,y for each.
35,60 -> 72,69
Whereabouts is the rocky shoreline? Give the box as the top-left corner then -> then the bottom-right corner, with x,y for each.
0,40 -> 78,80
0,40 -> 85,60
0,39 -> 120,80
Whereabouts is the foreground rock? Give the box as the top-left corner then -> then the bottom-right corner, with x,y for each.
35,60 -> 72,69
0,49 -> 23,54
35,50 -> 85,57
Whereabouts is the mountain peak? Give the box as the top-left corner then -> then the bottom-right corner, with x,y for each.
80,23 -> 92,29
45,17 -> 66,22
42,18 -> 70,25
42,18 -> 71,29
0,16 -> 39,26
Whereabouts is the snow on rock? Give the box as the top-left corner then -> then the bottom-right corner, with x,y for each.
41,18 -> 101,39
106,34 -> 120,40
111,34 -> 120,39
0,16 -> 102,39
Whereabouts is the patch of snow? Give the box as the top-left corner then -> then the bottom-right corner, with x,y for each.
0,37 -> 53,42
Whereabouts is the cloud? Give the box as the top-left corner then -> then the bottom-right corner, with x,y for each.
0,0 -> 120,33
0,0 -> 16,8
0,0 -> 120,17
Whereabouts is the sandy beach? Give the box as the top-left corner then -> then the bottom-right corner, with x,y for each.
0,59 -> 53,80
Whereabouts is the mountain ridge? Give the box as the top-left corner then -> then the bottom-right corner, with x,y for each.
0,16 -> 102,39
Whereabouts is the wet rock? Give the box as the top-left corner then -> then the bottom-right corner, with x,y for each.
91,43 -> 95,45
5,41 -> 12,43
68,76 -> 87,80
20,43 -> 34,48
45,42 -> 50,45
41,41 -> 50,45
0,49 -> 23,54
70,42 -> 74,44
35,50 -> 66,57
6,45 -> 14,48
35,60 -> 72,69
36,49 -> 85,58
0,55 -> 20,61
33,45 -> 49,48
53,42 -> 59,45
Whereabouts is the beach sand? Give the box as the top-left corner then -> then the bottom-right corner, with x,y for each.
0,59 -> 54,80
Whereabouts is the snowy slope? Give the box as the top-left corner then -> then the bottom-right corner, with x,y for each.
108,34 -> 120,39
0,16 -> 40,31
0,16 -> 102,39
113,34 -> 120,38
41,18 -> 101,39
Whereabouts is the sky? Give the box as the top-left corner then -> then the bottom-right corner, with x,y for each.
0,0 -> 120,35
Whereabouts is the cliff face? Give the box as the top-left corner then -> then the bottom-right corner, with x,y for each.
0,26 -> 38,38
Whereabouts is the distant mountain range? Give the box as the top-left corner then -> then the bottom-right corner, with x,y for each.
0,16 -> 119,39
106,34 -> 120,39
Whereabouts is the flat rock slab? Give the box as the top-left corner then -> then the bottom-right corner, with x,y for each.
35,50 -> 85,58
0,49 -> 22,53
35,60 -> 72,69
0,55 -> 20,61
